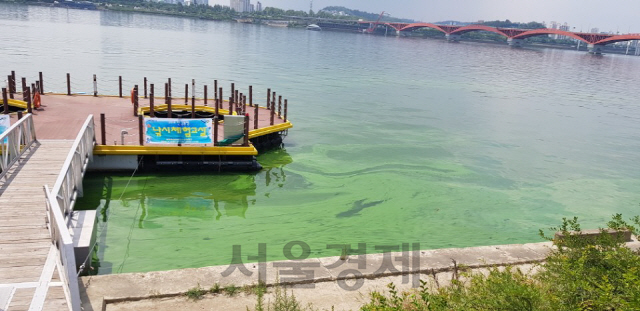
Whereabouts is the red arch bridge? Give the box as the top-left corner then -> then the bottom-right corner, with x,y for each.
359,21 -> 640,53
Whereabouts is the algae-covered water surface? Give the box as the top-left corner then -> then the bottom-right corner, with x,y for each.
78,122 -> 640,274
5,5 -> 639,274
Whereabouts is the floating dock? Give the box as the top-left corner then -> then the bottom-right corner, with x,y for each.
2,71 -> 293,172
0,71 -> 294,311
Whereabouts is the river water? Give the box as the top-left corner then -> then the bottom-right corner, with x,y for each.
2,4 -> 640,274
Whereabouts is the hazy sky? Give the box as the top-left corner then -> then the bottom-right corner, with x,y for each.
209,0 -> 640,34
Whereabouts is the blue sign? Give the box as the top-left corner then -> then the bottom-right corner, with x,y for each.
0,115 -> 9,143
144,118 -> 213,144
0,115 -> 9,134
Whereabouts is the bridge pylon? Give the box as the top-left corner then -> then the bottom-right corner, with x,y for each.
507,38 -> 524,47
588,44 -> 604,54
445,34 -> 460,42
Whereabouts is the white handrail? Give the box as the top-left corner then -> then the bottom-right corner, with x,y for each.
50,115 -> 95,221
0,113 -> 37,180
44,185 -> 81,311
41,114 -> 95,311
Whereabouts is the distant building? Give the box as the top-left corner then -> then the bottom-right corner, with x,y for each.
230,0 -> 251,12
559,23 -> 570,32
548,21 -> 570,40
256,1 -> 262,11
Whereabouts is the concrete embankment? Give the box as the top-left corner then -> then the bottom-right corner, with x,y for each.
79,238 -> 639,310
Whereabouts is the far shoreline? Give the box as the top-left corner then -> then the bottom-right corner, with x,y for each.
3,1 -> 638,56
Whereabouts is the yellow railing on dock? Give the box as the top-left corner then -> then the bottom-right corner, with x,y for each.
94,144 -> 258,156
137,104 -> 236,116
249,121 -> 293,139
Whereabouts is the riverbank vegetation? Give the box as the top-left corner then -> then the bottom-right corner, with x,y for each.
361,214 -> 640,311
183,215 -> 639,310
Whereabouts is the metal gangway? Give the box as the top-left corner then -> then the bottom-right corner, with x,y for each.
0,114 -> 95,311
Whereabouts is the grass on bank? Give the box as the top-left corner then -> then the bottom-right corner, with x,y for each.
361,214 -> 640,311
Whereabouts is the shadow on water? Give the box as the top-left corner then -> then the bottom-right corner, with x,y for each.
76,147 -> 293,274
336,199 -> 386,218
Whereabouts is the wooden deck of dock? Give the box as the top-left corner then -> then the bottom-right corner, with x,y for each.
3,94 -> 290,154
0,140 -> 73,311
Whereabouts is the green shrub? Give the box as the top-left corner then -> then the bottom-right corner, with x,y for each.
537,215 -> 640,310
186,284 -> 206,300
361,267 -> 547,311
361,214 -> 640,311
250,282 -> 318,311
224,285 -> 239,296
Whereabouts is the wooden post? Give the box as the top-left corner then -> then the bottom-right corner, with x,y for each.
267,88 -> 271,111
218,87 -> 223,110
149,84 -> 155,117
229,96 -> 234,115
284,99 -> 288,122
184,83 -> 188,104
249,85 -> 253,107
213,116 -> 219,146
67,73 -> 71,95
243,114 -> 249,146
270,95 -> 275,125
204,85 -> 208,106
2,88 -> 8,114
21,77 -> 27,99
143,77 -> 148,99
168,78 -> 172,98
26,88 -> 32,114
243,95 -> 247,114
272,91 -> 276,109
138,115 -> 144,146
235,90 -> 239,112
214,88 -> 222,118
254,103 -> 258,129
10,71 -> 16,94
231,83 -> 235,105
167,85 -> 172,119
7,76 -> 14,99
133,85 -> 139,117
191,93 -> 195,119
93,74 -> 97,97
214,80 -> 218,101
100,113 -> 106,145
278,95 -> 282,116
17,111 -> 23,120
31,83 -> 36,97
118,76 -> 122,98
39,72 -> 43,94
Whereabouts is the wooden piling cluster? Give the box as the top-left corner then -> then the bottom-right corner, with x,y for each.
3,70 -> 44,114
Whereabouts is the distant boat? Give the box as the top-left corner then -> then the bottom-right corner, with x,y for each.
306,24 -> 322,31
266,20 -> 290,27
